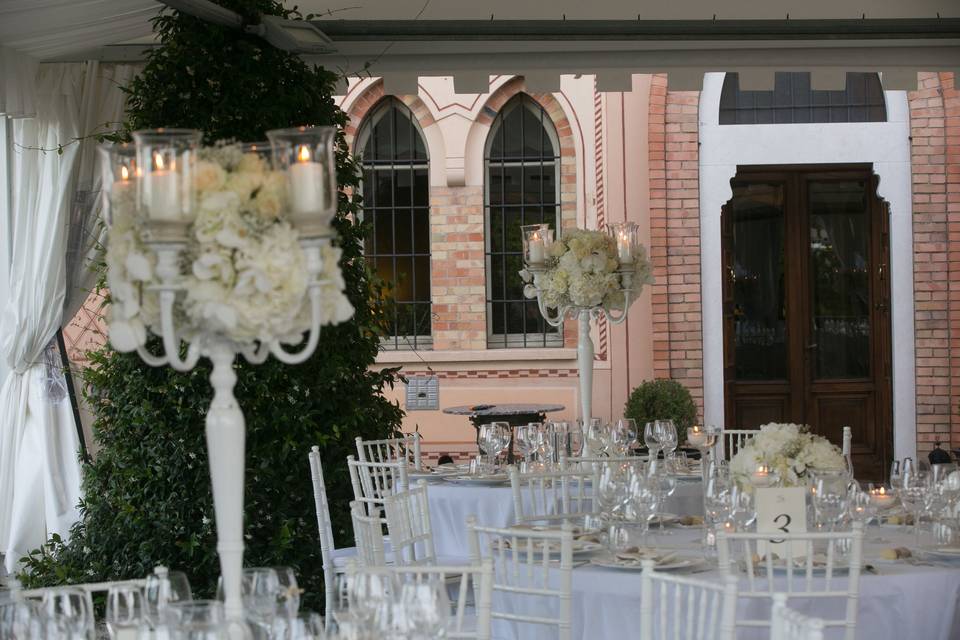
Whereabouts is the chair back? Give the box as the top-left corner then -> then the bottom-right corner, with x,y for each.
771,593 -> 827,640
356,433 -> 422,471
345,560 -> 494,640
383,481 -> 437,566
309,446 -> 339,618
350,500 -> 387,567
717,522 -> 864,640
718,428 -> 759,460
465,517 -> 573,640
508,466 -> 595,525
347,455 -> 409,521
639,559 -> 738,640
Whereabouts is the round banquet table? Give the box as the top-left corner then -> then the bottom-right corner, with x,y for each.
426,477 -> 704,559
438,523 -> 960,640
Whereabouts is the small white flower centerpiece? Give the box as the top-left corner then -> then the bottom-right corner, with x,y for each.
518,223 -> 652,442
730,423 -> 847,488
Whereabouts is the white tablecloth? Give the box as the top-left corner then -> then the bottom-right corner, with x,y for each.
426,478 -> 704,558
566,527 -> 960,640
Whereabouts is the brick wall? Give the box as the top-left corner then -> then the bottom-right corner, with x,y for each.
909,72 -> 960,453
647,74 -> 705,414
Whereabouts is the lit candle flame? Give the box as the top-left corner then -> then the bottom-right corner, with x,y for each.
297,145 -> 311,163
531,231 -> 541,241
154,152 -> 165,171
120,166 -> 129,181
879,486 -> 886,495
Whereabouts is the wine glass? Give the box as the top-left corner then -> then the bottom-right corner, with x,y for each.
899,467 -> 929,544
0,599 -> 46,638
273,566 -> 300,620
611,419 -> 637,456
165,600 -> 228,640
478,422 -> 509,471
703,468 -> 733,528
145,568 -> 192,628
656,420 -> 678,461
240,567 -> 280,633
285,611 -> 326,639
106,584 -> 144,639
595,461 -> 630,519
626,468 -> 661,548
394,579 -> 450,639
567,421 -> 585,459
643,422 -> 661,459
647,460 -> 677,532
43,587 -> 95,640
812,470 -> 850,531
728,485 -> 757,531
586,419 -> 609,457
514,424 -> 537,470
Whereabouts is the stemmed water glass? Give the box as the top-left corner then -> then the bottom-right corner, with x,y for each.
144,568 -> 192,629
656,420 -> 678,462
567,421 -> 585,459
812,470 -> 850,531
514,424 -> 537,470
596,461 -> 630,519
626,467 -> 661,548
728,485 -> 757,531
43,587 -> 95,640
646,459 -> 677,532
612,419 -> 638,455
478,422 -> 510,472
899,466 -> 929,544
587,419 -> 610,457
164,600 -> 229,640
393,579 -> 450,639
643,422 -> 661,459
106,584 -> 144,639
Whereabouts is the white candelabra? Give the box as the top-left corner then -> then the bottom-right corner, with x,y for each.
521,222 -> 646,434
100,127 -> 340,628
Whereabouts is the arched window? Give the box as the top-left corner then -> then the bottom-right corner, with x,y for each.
356,98 -> 431,350
484,94 -> 562,348
719,72 -> 886,125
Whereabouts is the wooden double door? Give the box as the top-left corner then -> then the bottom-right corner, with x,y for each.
721,165 -> 892,481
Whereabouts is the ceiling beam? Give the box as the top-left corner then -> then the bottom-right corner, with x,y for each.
312,18 -> 960,41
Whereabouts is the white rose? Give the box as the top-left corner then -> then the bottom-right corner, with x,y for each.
109,317 -> 146,352
195,160 -> 227,194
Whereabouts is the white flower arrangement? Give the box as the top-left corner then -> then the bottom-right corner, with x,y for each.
730,423 -> 847,488
106,143 -> 354,352
518,228 -> 652,310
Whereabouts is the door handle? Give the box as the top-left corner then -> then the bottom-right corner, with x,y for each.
805,343 -> 818,350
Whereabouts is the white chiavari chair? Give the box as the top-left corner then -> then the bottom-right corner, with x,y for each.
717,521 -> 864,640
350,500 -> 388,567
383,481 -> 438,566
19,578 -> 146,599
346,560 -> 495,640
309,445 -> 359,618
717,428 -> 759,460
771,593 -> 827,640
639,559 -> 738,640
356,433 -> 422,471
466,517 -> 573,640
508,466 -> 596,525
347,455 -> 409,521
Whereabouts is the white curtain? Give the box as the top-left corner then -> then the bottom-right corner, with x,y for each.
0,61 -> 133,574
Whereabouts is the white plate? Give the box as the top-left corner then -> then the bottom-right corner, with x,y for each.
590,557 -> 703,572
495,539 -> 604,558
444,474 -> 510,486
650,513 -> 681,526
752,561 -> 850,576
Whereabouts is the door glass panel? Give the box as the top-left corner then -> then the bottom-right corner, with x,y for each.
809,181 -> 871,379
731,183 -> 787,380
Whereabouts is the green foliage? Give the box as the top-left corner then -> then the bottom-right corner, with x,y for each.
623,379 -> 698,446
18,0 -> 402,611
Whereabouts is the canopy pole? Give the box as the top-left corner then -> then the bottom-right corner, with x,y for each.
57,329 -> 90,464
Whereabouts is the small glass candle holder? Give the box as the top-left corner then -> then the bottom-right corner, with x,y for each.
132,128 -> 202,244
608,221 -> 639,266
266,126 -> 337,239
97,141 -> 138,229
236,141 -> 273,170
521,223 -> 553,266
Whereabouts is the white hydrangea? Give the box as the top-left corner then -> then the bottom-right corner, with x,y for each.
105,144 -> 354,351
520,227 -> 653,311
730,422 -> 847,488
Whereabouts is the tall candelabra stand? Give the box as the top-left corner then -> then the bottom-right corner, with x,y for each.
524,264 -> 638,435
100,126 -> 340,630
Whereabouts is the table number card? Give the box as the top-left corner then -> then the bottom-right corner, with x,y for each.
755,487 -> 808,558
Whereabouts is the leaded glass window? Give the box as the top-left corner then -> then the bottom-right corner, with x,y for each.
484,94 -> 562,348
356,98 -> 432,350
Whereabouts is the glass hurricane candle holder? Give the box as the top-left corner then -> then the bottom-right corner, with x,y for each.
266,126 -> 337,239
237,141 -> 273,166
132,128 -> 202,244
608,221 -> 639,266
521,223 -> 553,266
98,141 -> 138,229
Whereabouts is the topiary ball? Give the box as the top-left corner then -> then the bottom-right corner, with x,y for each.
623,379 -> 698,446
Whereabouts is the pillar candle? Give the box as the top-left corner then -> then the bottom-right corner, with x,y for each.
289,145 -> 326,215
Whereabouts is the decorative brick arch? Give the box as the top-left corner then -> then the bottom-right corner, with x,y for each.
343,80 -> 437,154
